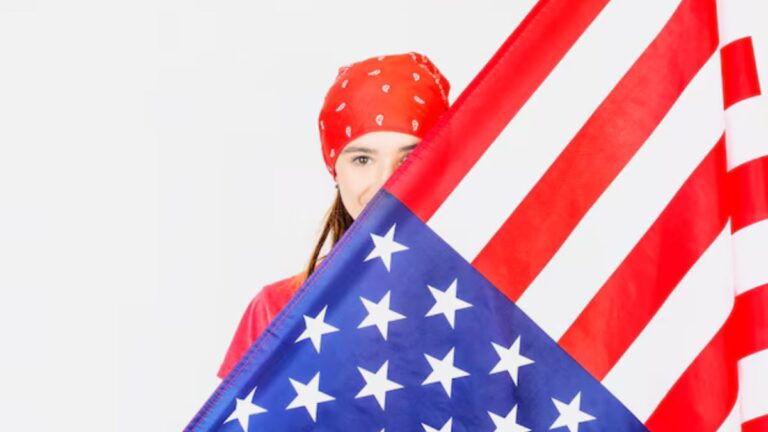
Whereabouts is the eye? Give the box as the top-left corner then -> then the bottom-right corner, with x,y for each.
353,155 -> 371,165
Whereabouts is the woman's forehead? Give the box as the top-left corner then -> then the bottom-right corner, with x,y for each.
342,131 -> 421,153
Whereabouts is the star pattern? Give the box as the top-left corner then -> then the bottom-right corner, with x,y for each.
488,405 -> 530,432
286,372 -> 335,422
422,417 -> 453,432
425,278 -> 473,328
223,387 -> 266,431
358,291 -> 406,340
550,392 -> 596,432
490,336 -> 535,385
213,204 -> 649,431
355,360 -> 404,409
296,305 -> 339,353
422,347 -> 470,396
364,223 -> 409,272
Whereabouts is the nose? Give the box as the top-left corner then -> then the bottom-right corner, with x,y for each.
361,157 -> 404,210
374,158 -> 400,190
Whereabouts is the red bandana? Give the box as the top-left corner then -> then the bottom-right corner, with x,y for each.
318,52 -> 450,177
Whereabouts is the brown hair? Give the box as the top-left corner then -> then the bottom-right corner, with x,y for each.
305,189 -> 354,277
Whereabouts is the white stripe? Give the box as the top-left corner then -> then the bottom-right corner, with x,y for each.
602,227 -> 734,422
739,348 -> 768,422
725,95 -> 768,169
717,397 -> 742,432
717,0 -> 768,46
733,219 -> 768,295
719,0 -> 768,169
427,0 -> 682,258
517,56 -> 723,339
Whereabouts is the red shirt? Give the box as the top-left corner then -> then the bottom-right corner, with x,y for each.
217,273 -> 306,379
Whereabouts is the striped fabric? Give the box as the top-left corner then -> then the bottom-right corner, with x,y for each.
383,0 -> 768,430
188,0 -> 767,430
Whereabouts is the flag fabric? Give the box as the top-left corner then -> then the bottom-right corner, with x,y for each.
187,0 -> 768,430
191,194 -> 649,431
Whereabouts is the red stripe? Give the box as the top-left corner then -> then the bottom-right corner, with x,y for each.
721,37 -> 762,109
645,316 -> 738,432
472,0 -> 720,301
744,415 -> 768,432
732,283 -> 768,359
559,137 -> 729,379
730,155 -> 768,233
645,283 -> 768,430
385,0 -> 610,221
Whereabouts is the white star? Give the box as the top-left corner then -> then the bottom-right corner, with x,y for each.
364,223 -> 409,272
286,372 -> 335,422
422,417 -> 453,432
355,360 -> 404,409
358,291 -> 406,340
488,405 -> 530,432
295,305 -> 339,353
489,336 -> 535,385
422,347 -> 470,397
550,392 -> 596,432
425,279 -> 472,328
223,387 -> 266,431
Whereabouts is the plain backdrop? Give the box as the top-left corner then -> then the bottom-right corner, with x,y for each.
0,1 -> 536,430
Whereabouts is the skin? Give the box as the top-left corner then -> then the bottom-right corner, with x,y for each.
334,131 -> 421,219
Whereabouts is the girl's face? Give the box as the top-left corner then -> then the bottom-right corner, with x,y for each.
334,131 -> 420,219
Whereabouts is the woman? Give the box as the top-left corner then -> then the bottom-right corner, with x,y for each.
217,52 -> 451,379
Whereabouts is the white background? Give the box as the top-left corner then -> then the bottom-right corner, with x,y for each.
0,0 -> 535,430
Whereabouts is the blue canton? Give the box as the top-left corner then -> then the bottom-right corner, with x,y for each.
189,190 -> 648,432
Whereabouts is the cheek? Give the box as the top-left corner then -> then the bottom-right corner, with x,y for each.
336,164 -> 373,197
338,175 -> 364,203
335,168 -> 366,215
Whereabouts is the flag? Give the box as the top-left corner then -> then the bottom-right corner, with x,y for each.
187,0 -> 768,430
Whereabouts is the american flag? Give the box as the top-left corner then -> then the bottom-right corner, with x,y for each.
187,0 -> 768,430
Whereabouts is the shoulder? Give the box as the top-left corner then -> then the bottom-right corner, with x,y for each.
255,272 -> 307,310
217,271 -> 307,379
239,272 -> 307,331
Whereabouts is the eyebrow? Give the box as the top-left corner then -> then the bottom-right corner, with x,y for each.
342,143 -> 418,154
